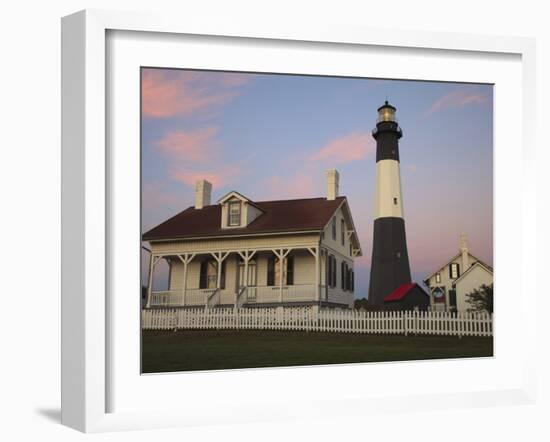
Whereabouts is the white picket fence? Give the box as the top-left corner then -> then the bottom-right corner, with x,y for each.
142,307 -> 493,337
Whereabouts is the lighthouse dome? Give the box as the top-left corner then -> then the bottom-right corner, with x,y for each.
377,100 -> 398,123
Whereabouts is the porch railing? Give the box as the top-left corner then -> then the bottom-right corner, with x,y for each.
149,290 -> 183,307
150,285 -> 353,307
150,289 -> 216,307
245,284 -> 316,304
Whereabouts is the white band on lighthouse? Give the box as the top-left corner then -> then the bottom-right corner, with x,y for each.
374,159 -> 404,219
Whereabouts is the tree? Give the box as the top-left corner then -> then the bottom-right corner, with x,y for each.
354,297 -> 369,310
465,284 -> 493,314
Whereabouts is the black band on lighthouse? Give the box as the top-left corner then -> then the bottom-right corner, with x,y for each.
368,217 -> 412,308
373,121 -> 402,162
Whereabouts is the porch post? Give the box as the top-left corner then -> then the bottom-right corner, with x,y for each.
237,250 -> 256,306
243,257 -> 249,304
307,247 -> 321,304
216,254 -> 222,289
178,254 -> 195,306
182,260 -> 188,305
279,248 -> 284,303
211,251 -> 230,290
146,255 -> 161,308
315,246 -> 320,303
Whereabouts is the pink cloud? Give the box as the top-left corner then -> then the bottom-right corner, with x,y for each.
141,70 -> 253,119
424,87 -> 489,117
156,127 -> 219,162
170,164 -> 243,188
310,132 -> 374,164
262,174 -> 317,200
142,182 -> 181,212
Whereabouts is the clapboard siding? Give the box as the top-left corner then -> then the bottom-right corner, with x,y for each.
150,233 -> 320,255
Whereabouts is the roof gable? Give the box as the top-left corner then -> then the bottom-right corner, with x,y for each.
452,261 -> 493,286
424,251 -> 492,282
217,191 -> 253,205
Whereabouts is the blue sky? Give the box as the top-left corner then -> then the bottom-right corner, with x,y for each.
141,68 -> 493,298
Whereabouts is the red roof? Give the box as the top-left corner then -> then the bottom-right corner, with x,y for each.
143,196 -> 346,241
384,283 -> 417,302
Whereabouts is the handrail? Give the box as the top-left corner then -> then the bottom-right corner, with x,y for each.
206,288 -> 220,309
235,286 -> 247,308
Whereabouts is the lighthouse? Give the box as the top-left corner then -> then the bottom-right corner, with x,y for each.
368,101 -> 412,308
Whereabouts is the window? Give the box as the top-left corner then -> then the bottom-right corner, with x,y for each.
267,256 -> 275,286
327,254 -> 337,288
331,218 -> 336,240
199,260 -> 225,289
268,255 -> 294,285
393,197 -> 398,205
450,263 -> 460,279
435,273 -> 441,283
286,256 -> 294,285
228,201 -> 241,226
341,219 -> 345,246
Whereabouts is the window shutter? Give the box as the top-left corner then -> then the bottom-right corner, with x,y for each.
221,261 -> 226,289
341,261 -> 345,289
199,260 -> 207,289
286,256 -> 294,285
267,256 -> 275,286
351,270 -> 354,291
332,257 -> 337,288
449,264 -> 453,279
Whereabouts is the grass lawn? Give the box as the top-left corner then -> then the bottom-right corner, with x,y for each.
142,329 -> 493,373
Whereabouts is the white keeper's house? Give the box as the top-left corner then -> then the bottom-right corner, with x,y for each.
143,169 -> 362,309
424,234 -> 493,312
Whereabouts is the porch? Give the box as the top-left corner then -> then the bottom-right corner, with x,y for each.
145,246 -> 354,309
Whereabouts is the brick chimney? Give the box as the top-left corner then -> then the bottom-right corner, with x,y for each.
325,169 -> 339,201
195,179 -> 212,209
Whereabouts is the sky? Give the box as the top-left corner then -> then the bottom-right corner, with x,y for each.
141,68 -> 493,298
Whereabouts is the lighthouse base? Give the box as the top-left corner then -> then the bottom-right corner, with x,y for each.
368,217 -> 412,309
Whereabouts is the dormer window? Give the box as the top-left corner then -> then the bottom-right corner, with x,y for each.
228,201 -> 241,226
218,191 -> 264,229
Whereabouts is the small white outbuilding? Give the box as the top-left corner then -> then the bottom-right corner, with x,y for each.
424,234 -> 493,312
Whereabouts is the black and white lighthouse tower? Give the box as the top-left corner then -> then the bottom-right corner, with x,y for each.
368,101 -> 412,308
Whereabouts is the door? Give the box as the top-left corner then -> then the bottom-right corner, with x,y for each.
238,260 -> 257,300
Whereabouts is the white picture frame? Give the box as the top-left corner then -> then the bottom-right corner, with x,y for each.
61,9 -> 537,433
